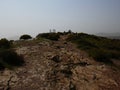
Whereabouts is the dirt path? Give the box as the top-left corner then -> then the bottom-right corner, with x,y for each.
0,35 -> 120,90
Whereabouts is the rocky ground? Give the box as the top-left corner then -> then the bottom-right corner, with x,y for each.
0,36 -> 120,90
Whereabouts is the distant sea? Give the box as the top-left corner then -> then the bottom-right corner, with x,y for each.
7,36 -> 19,40
95,33 -> 120,39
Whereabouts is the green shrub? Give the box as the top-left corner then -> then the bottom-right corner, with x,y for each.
0,49 -> 24,69
20,34 -> 32,40
36,33 -> 60,41
0,38 -> 11,49
0,38 -> 24,70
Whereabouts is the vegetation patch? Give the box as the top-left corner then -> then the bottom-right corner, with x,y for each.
0,38 -> 24,70
20,34 -> 32,40
0,38 -> 12,49
36,33 -> 60,41
67,33 -> 120,64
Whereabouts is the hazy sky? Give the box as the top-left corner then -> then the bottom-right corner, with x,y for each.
0,0 -> 120,38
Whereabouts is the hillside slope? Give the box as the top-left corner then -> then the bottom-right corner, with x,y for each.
0,35 -> 120,90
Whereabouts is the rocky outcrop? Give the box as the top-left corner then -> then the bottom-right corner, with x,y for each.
0,36 -> 120,90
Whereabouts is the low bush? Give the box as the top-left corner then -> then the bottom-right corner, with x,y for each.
0,38 -> 24,70
0,49 -> 24,69
20,34 -> 32,40
0,38 -> 11,49
36,33 -> 60,41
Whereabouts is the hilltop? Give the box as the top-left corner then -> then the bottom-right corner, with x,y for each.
0,32 -> 120,90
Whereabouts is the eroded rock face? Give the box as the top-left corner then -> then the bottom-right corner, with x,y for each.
0,36 -> 120,90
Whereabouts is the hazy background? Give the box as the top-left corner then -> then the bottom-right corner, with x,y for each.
0,0 -> 120,39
